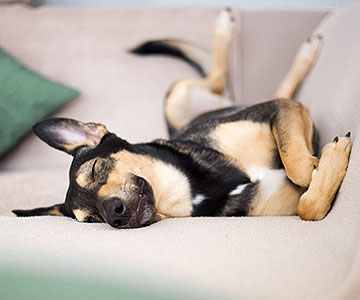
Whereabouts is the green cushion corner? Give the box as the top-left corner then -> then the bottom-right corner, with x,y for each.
0,47 -> 80,157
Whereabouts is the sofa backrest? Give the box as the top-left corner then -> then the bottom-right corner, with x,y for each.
295,2 -> 360,148
0,6 -> 328,171
234,10 -> 329,104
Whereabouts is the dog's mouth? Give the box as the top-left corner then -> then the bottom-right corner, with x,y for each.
135,196 -> 154,224
111,205 -> 156,229
100,187 -> 157,229
123,196 -> 157,229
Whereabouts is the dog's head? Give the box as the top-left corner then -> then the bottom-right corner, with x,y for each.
13,118 -> 160,229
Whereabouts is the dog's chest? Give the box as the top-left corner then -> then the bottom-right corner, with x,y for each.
206,120 -> 300,216
209,120 -> 277,169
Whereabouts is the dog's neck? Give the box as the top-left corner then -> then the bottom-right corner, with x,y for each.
140,158 -> 193,219
132,139 -> 251,217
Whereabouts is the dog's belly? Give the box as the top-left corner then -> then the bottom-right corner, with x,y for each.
246,166 -> 303,216
209,120 -> 303,216
209,120 -> 278,171
209,120 -> 277,168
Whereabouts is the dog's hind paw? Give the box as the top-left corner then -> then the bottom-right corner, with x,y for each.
299,34 -> 323,65
214,8 -> 235,37
298,133 -> 352,221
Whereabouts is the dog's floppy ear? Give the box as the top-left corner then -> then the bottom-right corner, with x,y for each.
33,118 -> 108,155
12,203 -> 69,217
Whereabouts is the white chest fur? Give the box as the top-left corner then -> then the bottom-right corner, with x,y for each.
246,165 -> 302,216
247,165 -> 287,198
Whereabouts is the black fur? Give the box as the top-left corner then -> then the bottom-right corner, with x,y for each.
130,40 -> 207,77
172,100 -> 279,143
132,140 -> 253,217
13,203 -> 66,217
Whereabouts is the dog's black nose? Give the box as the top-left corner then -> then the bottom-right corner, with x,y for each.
104,198 -> 131,228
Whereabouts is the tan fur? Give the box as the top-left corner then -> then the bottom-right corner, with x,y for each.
76,159 -> 95,187
210,120 -> 277,169
73,209 -> 90,222
97,151 -> 150,199
249,180 -> 305,216
166,79 -> 232,130
62,142 -> 89,153
274,35 -> 322,99
298,136 -> 351,220
207,8 -> 234,94
165,9 -> 234,131
151,160 -> 192,218
272,100 -> 318,187
98,151 -> 193,219
47,207 -> 64,217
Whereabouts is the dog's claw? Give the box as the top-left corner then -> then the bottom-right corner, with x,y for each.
346,131 -> 351,138
333,136 -> 339,143
307,34 -> 323,43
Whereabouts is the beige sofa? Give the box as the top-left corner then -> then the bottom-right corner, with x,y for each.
0,4 -> 359,299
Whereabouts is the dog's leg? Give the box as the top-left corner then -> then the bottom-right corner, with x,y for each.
205,7 -> 235,95
298,134 -> 351,220
165,8 -> 235,133
274,35 -> 322,100
272,99 -> 319,188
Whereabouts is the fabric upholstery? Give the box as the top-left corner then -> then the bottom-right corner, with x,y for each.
239,10 -> 329,104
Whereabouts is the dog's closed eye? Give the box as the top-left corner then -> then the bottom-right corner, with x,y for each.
91,159 -> 98,180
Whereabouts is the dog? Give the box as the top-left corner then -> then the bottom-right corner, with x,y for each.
13,9 -> 351,228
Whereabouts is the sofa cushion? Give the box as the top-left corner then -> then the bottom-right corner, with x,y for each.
0,47 -> 79,157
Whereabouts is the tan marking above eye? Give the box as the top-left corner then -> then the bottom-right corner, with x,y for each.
76,158 -> 108,187
76,159 -> 96,187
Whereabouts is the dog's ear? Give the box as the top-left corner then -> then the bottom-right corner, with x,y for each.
33,118 -> 108,155
12,203 -> 69,217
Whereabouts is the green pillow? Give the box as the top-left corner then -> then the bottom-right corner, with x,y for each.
0,47 -> 80,157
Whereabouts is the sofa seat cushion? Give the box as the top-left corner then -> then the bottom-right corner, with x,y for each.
0,164 -> 360,299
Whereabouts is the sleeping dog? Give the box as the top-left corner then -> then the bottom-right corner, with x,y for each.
13,9 -> 351,228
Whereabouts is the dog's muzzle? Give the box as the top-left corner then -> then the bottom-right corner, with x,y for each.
102,196 -> 156,229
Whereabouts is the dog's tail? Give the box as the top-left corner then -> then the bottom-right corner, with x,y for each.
129,39 -> 211,78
